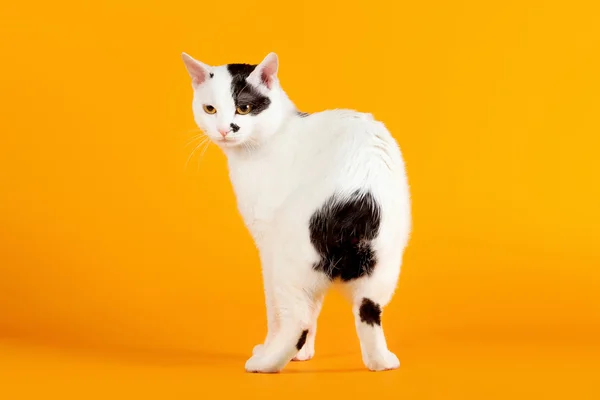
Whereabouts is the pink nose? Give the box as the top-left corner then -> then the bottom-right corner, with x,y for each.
218,128 -> 230,137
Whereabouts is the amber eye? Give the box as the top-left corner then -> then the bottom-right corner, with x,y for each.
236,104 -> 252,115
203,104 -> 217,114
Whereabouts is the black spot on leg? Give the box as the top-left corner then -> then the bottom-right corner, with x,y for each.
230,123 -> 240,133
226,64 -> 271,115
309,191 -> 381,281
296,330 -> 309,351
359,298 -> 381,326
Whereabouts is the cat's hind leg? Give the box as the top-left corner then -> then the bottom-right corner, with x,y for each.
245,265 -> 329,373
345,249 -> 402,372
305,190 -> 405,371
291,293 -> 324,361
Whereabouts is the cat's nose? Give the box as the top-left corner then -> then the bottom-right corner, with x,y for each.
218,128 -> 230,137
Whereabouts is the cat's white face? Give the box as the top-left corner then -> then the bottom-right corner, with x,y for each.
182,52 -> 286,149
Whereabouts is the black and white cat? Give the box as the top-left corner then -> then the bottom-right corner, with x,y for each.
182,52 -> 412,373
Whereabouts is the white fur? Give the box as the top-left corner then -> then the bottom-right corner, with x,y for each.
183,52 -> 411,373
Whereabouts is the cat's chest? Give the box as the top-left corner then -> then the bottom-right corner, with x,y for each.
228,157 -> 294,237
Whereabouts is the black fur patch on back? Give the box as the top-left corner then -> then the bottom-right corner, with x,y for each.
296,329 -> 309,350
359,298 -> 382,326
226,64 -> 271,116
309,191 -> 381,281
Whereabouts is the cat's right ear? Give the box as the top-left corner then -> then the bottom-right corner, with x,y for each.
181,52 -> 210,87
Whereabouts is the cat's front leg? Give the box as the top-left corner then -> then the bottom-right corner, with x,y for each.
251,286 -> 277,356
252,252 -> 278,356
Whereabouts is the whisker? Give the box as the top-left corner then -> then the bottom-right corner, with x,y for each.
196,140 -> 212,171
185,137 -> 209,171
184,133 -> 206,148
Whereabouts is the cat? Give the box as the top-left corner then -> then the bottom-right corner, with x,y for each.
182,52 -> 412,373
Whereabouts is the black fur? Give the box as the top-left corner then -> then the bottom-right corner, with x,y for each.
309,191 -> 381,281
296,329 -> 309,350
359,298 -> 382,326
209,72 -> 214,78
226,64 -> 271,116
296,111 -> 310,118
230,123 -> 240,133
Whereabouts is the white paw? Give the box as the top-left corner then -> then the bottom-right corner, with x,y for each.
292,344 -> 314,361
252,344 -> 264,356
245,354 -> 282,373
364,350 -> 400,371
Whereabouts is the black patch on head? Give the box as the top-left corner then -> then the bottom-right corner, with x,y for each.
297,111 -> 310,118
296,330 -> 309,351
309,191 -> 381,281
226,64 -> 271,116
209,72 -> 214,78
359,298 -> 381,326
230,123 -> 240,133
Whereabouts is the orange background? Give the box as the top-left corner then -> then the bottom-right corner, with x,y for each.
1,0 -> 599,398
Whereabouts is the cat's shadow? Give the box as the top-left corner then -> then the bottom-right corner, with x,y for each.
106,347 -> 247,367
123,348 -> 369,374
280,366 -> 369,374
21,339 -> 368,373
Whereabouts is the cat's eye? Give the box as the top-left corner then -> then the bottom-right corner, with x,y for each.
236,105 -> 252,115
203,104 -> 217,114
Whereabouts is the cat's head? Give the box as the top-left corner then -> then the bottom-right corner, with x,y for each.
182,52 -> 288,149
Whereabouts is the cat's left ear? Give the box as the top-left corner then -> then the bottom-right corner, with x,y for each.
249,52 -> 279,90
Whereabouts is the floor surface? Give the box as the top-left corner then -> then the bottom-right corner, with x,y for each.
1,339 -> 598,399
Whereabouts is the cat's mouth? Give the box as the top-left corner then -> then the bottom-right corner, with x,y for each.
215,136 -> 242,147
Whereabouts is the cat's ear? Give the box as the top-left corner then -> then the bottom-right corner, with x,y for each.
181,52 -> 211,87
249,52 -> 279,90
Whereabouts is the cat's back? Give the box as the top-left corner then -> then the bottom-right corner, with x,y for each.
298,108 -> 377,134
290,108 -> 404,173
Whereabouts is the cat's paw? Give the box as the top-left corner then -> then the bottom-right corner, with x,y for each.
244,355 -> 282,373
252,344 -> 265,356
292,344 -> 314,361
363,350 -> 400,372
